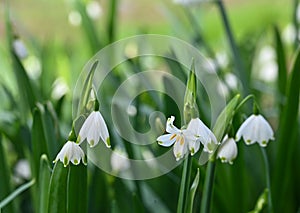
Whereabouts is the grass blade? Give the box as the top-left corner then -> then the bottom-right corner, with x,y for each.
186,168 -> 200,213
38,155 -> 51,213
67,164 -> 87,213
274,50 -> 300,212
0,135 -> 16,213
48,163 -> 69,213
0,179 -> 35,210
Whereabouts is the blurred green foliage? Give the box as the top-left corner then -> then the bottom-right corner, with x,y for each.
0,0 -> 299,213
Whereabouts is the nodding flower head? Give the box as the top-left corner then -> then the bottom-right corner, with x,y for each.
236,114 -> 274,147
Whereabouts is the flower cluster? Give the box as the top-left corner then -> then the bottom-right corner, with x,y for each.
54,111 -> 110,167
157,116 -> 217,161
158,113 -> 274,164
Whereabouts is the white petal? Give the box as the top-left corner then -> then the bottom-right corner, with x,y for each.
236,114 -> 274,146
94,111 -> 110,147
188,139 -> 200,156
255,115 -> 274,146
217,135 -> 238,164
157,134 -> 177,147
54,141 -> 85,167
87,125 -> 100,147
78,111 -> 96,143
188,118 -> 218,152
173,135 -> 188,161
166,116 -> 180,134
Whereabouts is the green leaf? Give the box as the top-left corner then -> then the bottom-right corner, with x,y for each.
67,164 -> 87,213
213,94 -> 241,141
48,162 -> 69,213
38,155 -> 51,213
76,60 -> 98,117
107,0 -> 118,43
274,49 -> 300,212
186,168 -> 200,213
73,0 -> 101,53
5,6 -> 37,119
0,135 -> 16,213
274,26 -> 287,98
0,179 -> 35,210
248,189 -> 268,213
184,59 -> 199,124
32,103 -> 60,176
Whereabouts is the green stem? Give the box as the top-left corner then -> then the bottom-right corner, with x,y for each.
235,94 -> 254,113
260,148 -> 273,213
177,155 -> 193,213
293,0 -> 299,49
200,160 -> 216,213
216,0 -> 249,96
107,0 -> 118,43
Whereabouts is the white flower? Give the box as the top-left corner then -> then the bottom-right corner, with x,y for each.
188,118 -> 218,153
13,39 -> 28,59
217,135 -> 238,164
111,147 -> 130,174
174,0 -> 209,6
78,111 -> 110,148
236,114 -> 274,147
156,116 -> 217,161
157,116 -> 190,161
53,141 -> 86,167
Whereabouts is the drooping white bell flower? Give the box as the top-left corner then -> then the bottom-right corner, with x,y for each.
187,118 -> 218,153
78,111 -> 110,148
217,135 -> 238,164
236,114 -> 274,147
156,116 -> 217,161
53,141 -> 86,167
157,116 -> 190,161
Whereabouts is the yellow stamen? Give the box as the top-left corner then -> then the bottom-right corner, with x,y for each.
169,134 -> 177,140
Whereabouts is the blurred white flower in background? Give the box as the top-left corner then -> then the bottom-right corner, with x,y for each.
51,78 -> 69,100
23,55 -> 42,80
217,135 -> 237,164
111,147 -> 130,174
236,114 -> 274,147
86,1 -> 102,20
174,0 -> 210,6
54,141 -> 86,167
216,80 -> 229,97
255,45 -> 278,82
68,10 -> 82,26
282,24 -> 296,45
14,159 -> 31,183
13,39 -> 28,59
215,51 -> 229,69
224,73 -> 238,90
127,105 -> 137,116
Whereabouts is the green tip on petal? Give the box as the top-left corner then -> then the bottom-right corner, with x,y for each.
190,148 -> 195,155
90,140 -> 94,147
246,139 -> 251,144
262,140 -> 267,145
63,156 -> 69,167
106,137 -> 111,148
76,136 -> 81,144
74,159 -> 78,165
158,141 -> 163,145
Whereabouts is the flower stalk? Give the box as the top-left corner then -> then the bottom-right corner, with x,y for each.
216,0 -> 249,96
260,147 -> 273,213
177,60 -> 197,213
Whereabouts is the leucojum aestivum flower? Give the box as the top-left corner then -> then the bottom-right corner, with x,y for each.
54,109 -> 110,167
156,116 -> 218,161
